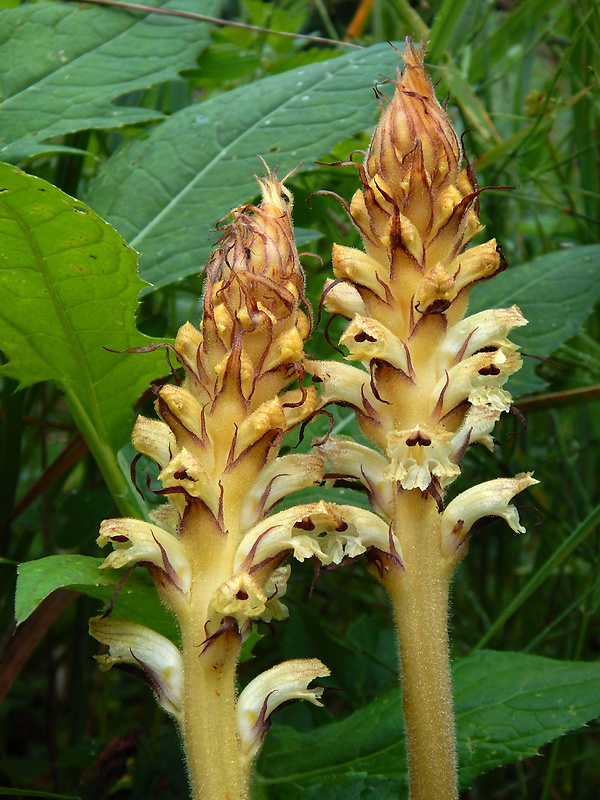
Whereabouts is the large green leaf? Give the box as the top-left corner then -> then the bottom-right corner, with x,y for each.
454,650 -> 600,784
15,554 -> 177,642
0,162 -> 166,516
0,0 -> 216,163
469,244 -> 600,396
84,42 -> 406,292
255,650 -> 600,798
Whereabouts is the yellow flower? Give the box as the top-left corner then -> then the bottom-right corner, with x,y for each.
89,617 -> 184,721
236,659 -> 330,763
440,474 -> 539,559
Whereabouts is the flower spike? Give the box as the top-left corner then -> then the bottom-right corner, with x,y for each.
310,39 -> 538,800
92,171 -> 332,800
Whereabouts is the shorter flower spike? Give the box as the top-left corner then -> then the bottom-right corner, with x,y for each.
236,659 -> 330,763
89,617 -> 183,721
440,473 -> 539,559
92,169 -> 336,800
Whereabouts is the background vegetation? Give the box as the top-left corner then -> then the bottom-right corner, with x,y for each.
1,0 -> 600,798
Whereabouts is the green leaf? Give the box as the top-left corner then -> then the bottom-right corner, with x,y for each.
0,162 -> 167,516
427,0 -> 470,65
15,554 -> 117,624
239,627 -> 265,663
0,0 -> 216,162
454,650 -> 600,784
467,0 -> 559,85
255,650 -> 600,797
256,686 -> 406,798
469,245 -> 600,396
253,774 -> 401,800
194,42 -> 261,85
84,42 -> 407,293
15,554 -> 178,642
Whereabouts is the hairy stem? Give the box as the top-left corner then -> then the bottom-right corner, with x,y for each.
387,491 -> 457,800
179,590 -> 248,800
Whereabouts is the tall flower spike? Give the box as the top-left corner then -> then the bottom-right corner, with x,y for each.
91,170 -> 355,800
310,41 -> 537,800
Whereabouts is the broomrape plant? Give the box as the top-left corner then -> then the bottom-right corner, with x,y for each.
88,40 -> 536,800
308,40 -> 536,800
91,174 -> 324,799
7,0 -> 600,796
89,169 -> 392,799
